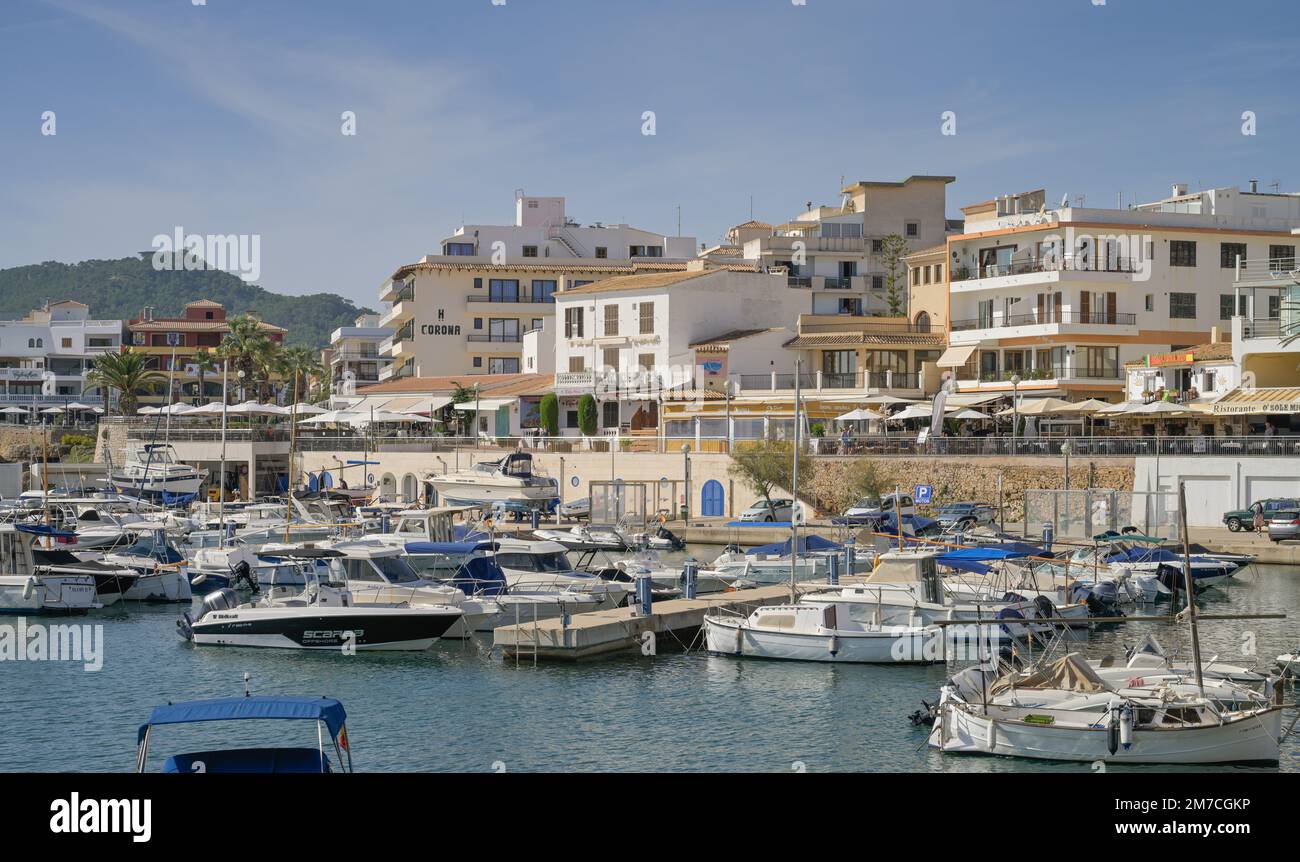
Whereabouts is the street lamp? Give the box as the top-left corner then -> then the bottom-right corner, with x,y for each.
1060,441 -> 1072,493
681,443 -> 692,523
1009,373 -> 1022,455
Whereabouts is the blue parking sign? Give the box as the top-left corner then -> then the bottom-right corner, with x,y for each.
914,484 -> 933,505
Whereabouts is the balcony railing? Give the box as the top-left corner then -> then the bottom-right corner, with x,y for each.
468,294 -> 555,304
972,365 -> 1120,382
736,370 -> 920,392
952,255 -> 1141,282
822,276 -> 853,290
467,333 -> 523,343
787,276 -> 812,289
950,311 -> 1138,331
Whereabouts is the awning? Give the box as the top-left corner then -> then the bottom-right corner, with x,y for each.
345,396 -> 394,413
936,344 -> 977,368
452,397 -> 516,411
1211,387 -> 1300,415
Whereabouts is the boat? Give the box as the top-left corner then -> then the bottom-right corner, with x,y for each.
589,548 -> 741,595
30,544 -> 139,606
492,537 -> 629,607
178,565 -> 463,650
91,527 -> 193,602
533,523 -> 629,551
136,692 -> 354,773
425,453 -> 558,507
0,524 -> 99,614
704,592 -> 944,663
927,653 -> 1283,764
186,543 -> 292,594
110,443 -> 207,501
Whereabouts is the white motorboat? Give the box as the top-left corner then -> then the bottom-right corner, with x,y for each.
928,653 -> 1283,764
426,453 -> 558,507
601,549 -> 740,595
704,593 -> 944,664
709,546 -> 818,584
493,537 -> 628,607
178,571 -> 464,651
91,528 -> 193,602
111,444 -> 207,500
0,524 -> 99,614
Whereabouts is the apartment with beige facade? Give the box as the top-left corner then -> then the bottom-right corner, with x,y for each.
940,183 -> 1300,400
378,192 -> 696,380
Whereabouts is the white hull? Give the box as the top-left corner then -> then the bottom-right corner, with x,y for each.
189,631 -> 440,651
0,574 -> 98,614
112,472 -> 205,497
931,696 -> 1283,764
710,558 -> 818,584
429,479 -> 556,505
122,568 -> 193,602
704,615 -> 943,663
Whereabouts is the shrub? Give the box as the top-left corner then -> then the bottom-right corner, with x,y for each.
539,393 -> 559,437
577,394 -> 598,436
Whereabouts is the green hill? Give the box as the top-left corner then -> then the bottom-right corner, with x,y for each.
0,257 -> 376,349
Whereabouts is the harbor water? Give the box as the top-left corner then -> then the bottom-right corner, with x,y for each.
2,554 -> 1297,773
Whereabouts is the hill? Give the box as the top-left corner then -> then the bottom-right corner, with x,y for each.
0,257 -> 376,349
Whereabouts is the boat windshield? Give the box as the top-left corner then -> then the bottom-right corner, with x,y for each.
372,554 -> 422,584
496,551 -> 572,573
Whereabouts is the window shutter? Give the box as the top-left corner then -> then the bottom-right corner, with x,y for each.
1079,291 -> 1090,322
1106,292 -> 1117,324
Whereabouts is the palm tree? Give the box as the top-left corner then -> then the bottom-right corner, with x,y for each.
86,349 -> 165,417
192,348 -> 220,404
217,314 -> 274,400
276,346 -> 322,402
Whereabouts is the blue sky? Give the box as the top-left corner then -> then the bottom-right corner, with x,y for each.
1,0 -> 1296,307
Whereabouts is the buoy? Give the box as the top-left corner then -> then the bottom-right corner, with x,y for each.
987,719 -> 998,751
734,624 -> 743,655
191,572 -> 207,587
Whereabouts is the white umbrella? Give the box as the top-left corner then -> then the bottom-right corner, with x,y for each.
861,394 -> 920,405
1097,400 -> 1139,414
1060,398 -> 1111,414
363,411 -> 421,424
1131,400 -> 1190,415
157,402 -> 194,415
995,397 -> 1075,417
187,402 -> 226,415
137,406 -> 160,415
40,407 -> 65,414
65,401 -> 96,410
889,404 -> 935,421
299,410 -> 360,425
289,402 -> 328,416
1,406 -> 31,414
835,407 -> 884,422
949,407 -> 991,420
227,400 -> 287,416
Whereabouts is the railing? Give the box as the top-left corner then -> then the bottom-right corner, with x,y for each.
787,276 -> 812,289
1243,317 -> 1283,338
798,319 -> 927,334
467,333 -> 523,343
823,276 -> 853,290
393,322 -> 414,343
467,294 -> 555,304
950,311 -> 1137,331
0,394 -> 105,406
952,255 -> 1141,282
974,365 -> 1120,382
736,371 -> 920,391
391,286 -> 415,304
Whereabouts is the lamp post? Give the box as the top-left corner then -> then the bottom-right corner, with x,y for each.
681,442 -> 692,523
1010,373 -> 1022,455
1061,441 -> 1072,493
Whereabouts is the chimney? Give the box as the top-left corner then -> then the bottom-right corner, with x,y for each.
1249,179 -> 1259,193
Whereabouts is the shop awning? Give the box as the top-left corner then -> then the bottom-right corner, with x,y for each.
1211,387 -> 1300,415
936,344 -> 977,368
452,398 -> 516,412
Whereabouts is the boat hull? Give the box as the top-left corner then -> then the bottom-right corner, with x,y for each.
190,607 -> 461,651
0,575 -> 98,614
703,615 -> 943,663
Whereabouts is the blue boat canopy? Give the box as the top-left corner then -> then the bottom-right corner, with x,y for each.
745,534 -> 842,556
15,523 -> 77,539
404,541 -> 498,555
138,696 -> 346,744
936,545 -> 1037,575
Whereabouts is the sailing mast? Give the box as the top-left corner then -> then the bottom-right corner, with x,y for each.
1176,480 -> 1205,695
790,358 -> 800,599
217,361 -> 229,546
283,373 -> 300,543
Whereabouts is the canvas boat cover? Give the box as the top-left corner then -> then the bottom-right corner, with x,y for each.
991,653 -> 1112,697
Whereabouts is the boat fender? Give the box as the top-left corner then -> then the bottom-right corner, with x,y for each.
191,572 -> 207,587
828,634 -> 839,656
1106,706 -> 1120,755
734,623 -> 744,656
986,719 -> 997,751
1119,703 -> 1134,749
23,576 -> 37,600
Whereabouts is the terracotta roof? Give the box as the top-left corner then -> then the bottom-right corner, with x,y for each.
960,199 -> 997,214
558,268 -> 719,296
355,372 -> 543,396
127,319 -> 286,333
689,328 -> 782,350
662,384 -> 727,400
184,299 -> 224,308
699,245 -> 745,258
782,332 -> 946,348
732,220 -> 773,230
1124,341 -> 1234,367
481,374 -> 556,396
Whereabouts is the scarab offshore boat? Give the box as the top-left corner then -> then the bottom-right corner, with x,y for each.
136,693 -> 354,773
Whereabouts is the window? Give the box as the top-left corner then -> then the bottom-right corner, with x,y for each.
473,318 -> 483,329
522,245 -> 538,258
473,277 -> 483,290
531,318 -> 543,331
473,356 -> 482,368
1169,240 -> 1197,267
602,401 -> 620,428
603,304 -> 619,336
595,246 -> 607,259
639,301 -> 654,334
933,263 -> 943,282
872,239 -> 884,254
531,279 -> 556,303
61,338 -> 72,348
87,337 -> 113,348
602,348 -> 620,370
1169,292 -> 1197,319
628,245 -> 663,257
489,357 -> 520,374
1144,294 -> 1154,312
488,318 -> 520,341
865,350 -> 908,373
1220,242 -> 1247,268
1080,346 -> 1119,378
905,221 -> 919,238
822,350 -> 857,386
872,275 -> 884,291
638,353 -> 655,371
27,338 -> 35,348
564,307 -> 584,338
489,279 -> 519,302
445,242 -> 474,256
568,356 -> 586,372
1219,295 -> 1236,321
570,279 -> 593,289
923,266 -> 932,285
1270,244 -> 1296,268
910,268 -> 919,287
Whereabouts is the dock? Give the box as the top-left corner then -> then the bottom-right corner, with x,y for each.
493,584 -> 802,661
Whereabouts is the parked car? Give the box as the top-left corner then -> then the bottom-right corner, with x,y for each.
558,497 -> 590,520
934,502 -> 998,531
737,498 -> 798,522
1267,510 -> 1300,543
1223,498 -> 1299,531
841,493 -> 915,522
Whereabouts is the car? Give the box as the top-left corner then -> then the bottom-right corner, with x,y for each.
1266,510 -> 1300,543
737,498 -> 798,522
841,493 -> 915,522
934,502 -> 998,531
1223,498 -> 1300,531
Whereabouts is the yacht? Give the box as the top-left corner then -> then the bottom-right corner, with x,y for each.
426,453 -> 558,507
0,524 -> 99,614
111,444 -> 207,501
493,537 -> 628,608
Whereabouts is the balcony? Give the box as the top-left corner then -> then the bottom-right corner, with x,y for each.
950,311 -> 1138,332
961,365 -> 1122,386
467,333 -> 523,343
735,370 -> 921,393
467,294 -> 555,305
951,255 -> 1144,294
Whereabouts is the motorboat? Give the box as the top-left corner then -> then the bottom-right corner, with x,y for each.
111,443 -> 207,501
592,549 -> 740,595
704,593 -> 944,664
1095,634 -> 1266,686
136,693 -> 354,773
425,453 -> 558,507
30,544 -> 139,606
708,543 -> 818,585
928,653 -> 1283,764
90,528 -> 193,603
533,523 -> 629,551
187,543 -> 294,594
0,524 -> 99,614
178,567 -> 463,651
493,537 -> 629,607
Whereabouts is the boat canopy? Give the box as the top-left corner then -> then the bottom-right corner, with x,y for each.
14,523 -> 77,540
447,555 -> 509,597
990,653 -> 1112,697
745,534 -> 842,556
137,696 -> 346,743
404,541 -> 499,555
1093,531 -> 1164,544
936,545 -> 1036,575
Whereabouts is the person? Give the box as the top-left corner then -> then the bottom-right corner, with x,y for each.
1264,420 -> 1276,437
840,427 -> 851,453
1252,501 -> 1266,533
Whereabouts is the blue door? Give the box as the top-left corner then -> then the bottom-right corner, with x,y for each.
701,480 -> 724,517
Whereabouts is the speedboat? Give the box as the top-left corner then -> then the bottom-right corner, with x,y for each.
493,537 -> 629,607
709,543 -> 818,584
136,692 -> 354,773
593,548 -> 740,595
425,453 -> 558,507
533,523 -> 628,551
0,524 -> 100,614
179,570 -> 463,651
111,443 -> 207,501
31,544 -> 139,606
704,593 -> 944,664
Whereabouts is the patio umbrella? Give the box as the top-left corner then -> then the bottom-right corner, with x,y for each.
289,402 -> 328,416
299,410 -> 361,425
889,403 -> 935,421
137,406 -> 160,415
363,411 -> 421,424
1131,400 -> 1191,415
156,402 -> 195,415
1097,400 -> 1139,414
949,407 -> 991,420
835,407 -> 884,422
65,401 -> 96,411
1061,398 -> 1111,414
994,397 -> 1075,417
861,394 -> 920,405
40,407 -> 65,414
227,400 -> 287,416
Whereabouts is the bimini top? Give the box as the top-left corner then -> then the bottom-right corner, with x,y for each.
138,696 -> 346,743
14,523 -> 77,540
404,540 -> 498,555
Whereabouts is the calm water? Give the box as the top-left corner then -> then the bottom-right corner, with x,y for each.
1,557 -> 1297,773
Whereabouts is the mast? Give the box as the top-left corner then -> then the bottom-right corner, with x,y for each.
1177,480 -> 1204,695
790,358 -> 800,599
163,338 -> 178,445
218,360 -> 229,547
284,373 -> 300,543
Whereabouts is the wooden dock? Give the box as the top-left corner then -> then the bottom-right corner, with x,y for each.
493,585 -> 801,661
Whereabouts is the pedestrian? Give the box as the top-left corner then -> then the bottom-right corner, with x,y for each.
1252,501 -> 1266,533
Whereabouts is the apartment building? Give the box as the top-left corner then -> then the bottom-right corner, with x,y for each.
940,183 -> 1300,400
378,192 -> 696,380
0,300 -> 121,406
1219,241 -> 1300,427
329,313 -> 393,396
125,300 -> 286,404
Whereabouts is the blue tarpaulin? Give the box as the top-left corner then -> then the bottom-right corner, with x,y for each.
936,545 -> 1036,575
745,534 -> 842,556
138,696 -> 346,743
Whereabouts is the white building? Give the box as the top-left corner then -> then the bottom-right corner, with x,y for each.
941,183 -> 1300,401
329,313 -> 393,397
378,192 -> 696,380
0,300 -> 121,407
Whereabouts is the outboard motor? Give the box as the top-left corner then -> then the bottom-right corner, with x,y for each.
1032,594 -> 1056,620
199,587 -> 240,619
231,560 -> 258,592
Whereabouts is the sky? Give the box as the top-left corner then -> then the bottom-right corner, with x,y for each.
1,0 -> 1297,308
